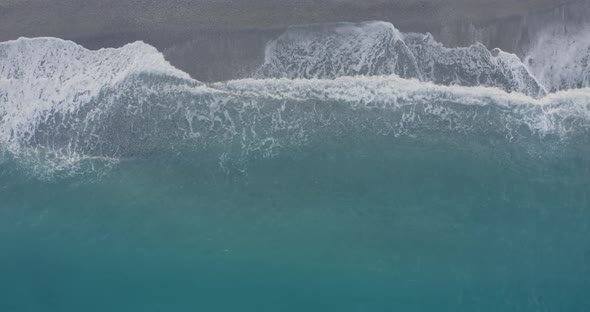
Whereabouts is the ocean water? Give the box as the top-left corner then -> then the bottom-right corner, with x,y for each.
2,136 -> 590,311
1,23 -> 590,311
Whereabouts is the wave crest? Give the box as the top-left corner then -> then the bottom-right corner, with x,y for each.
1,32 -> 590,177
256,22 -> 546,98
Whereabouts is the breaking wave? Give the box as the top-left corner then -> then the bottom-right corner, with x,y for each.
524,24 -> 590,92
1,23 -> 590,176
255,22 -> 547,98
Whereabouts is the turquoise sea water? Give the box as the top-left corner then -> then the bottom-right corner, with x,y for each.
2,126 -> 589,311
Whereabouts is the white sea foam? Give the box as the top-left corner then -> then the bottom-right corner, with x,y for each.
0,37 -> 195,152
524,24 -> 590,92
256,22 -> 547,98
256,22 -> 421,81
1,35 -> 589,175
